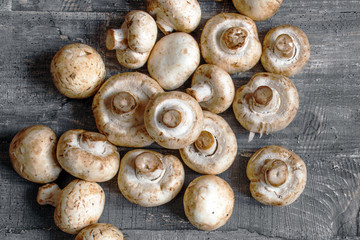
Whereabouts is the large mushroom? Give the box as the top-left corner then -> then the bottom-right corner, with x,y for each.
56,130 -> 120,182
9,125 -> 62,183
75,223 -> 125,240
118,149 -> 185,207
92,72 -> 164,147
232,0 -> 283,21
247,145 -> 307,206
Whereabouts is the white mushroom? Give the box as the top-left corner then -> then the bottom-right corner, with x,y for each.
75,223 -> 125,240
9,125 -> 62,183
232,0 -> 283,21
118,149 -> 185,207
147,32 -> 200,90
92,72 -> 164,147
180,111 -> 237,175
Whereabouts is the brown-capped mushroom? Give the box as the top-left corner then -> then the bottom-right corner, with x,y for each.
56,130 -> 120,182
106,10 -> 157,69
247,145 -> 307,206
118,149 -> 185,207
200,13 -> 262,74
183,175 -> 234,231
261,25 -> 311,77
147,32 -> 200,90
146,0 -> 201,34
180,111 -> 237,175
37,180 -> 105,234
233,72 -> 299,141
186,64 -> 235,114
92,72 -> 164,147
232,0 -> 283,21
50,43 -> 106,99
144,91 -> 204,149
75,223 -> 125,240
9,125 -> 61,183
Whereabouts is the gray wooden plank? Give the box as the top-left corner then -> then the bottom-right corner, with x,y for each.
0,0 -> 11,11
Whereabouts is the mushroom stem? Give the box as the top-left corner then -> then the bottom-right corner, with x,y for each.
274,34 -> 295,59
195,130 -> 217,156
37,183 -> 62,207
156,16 -> 174,35
79,131 -> 107,155
106,29 -> 127,50
162,109 -> 182,128
221,27 -> 248,52
135,152 -> 165,182
111,92 -> 138,115
264,160 -> 289,187
250,86 -> 280,114
186,83 -> 212,102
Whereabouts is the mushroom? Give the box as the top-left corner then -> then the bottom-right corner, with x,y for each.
183,175 -> 234,231
186,64 -> 235,114
247,145 -> 307,206
232,0 -> 283,21
75,223 -> 125,240
37,179 -> 105,234
106,10 -> 157,69
9,125 -> 62,183
147,32 -> 200,90
146,0 -> 201,35
118,149 -> 185,207
200,13 -> 262,74
180,111 -> 237,175
56,130 -> 120,182
92,72 -> 164,147
144,91 -> 204,149
261,25 -> 311,77
233,72 -> 299,141
50,43 -> 106,99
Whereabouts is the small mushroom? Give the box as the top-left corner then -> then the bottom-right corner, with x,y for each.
232,0 -> 283,21
186,64 -> 235,114
75,223 -> 125,240
147,32 -> 200,90
118,149 -> 185,207
56,130 -> 120,182
247,145 -> 307,206
37,179 -> 105,234
9,125 -> 61,183
261,25 -> 311,77
106,10 -> 157,69
200,13 -> 262,74
92,72 -> 164,147
180,111 -> 237,175
50,43 -> 106,99
233,72 -> 299,141
183,175 -> 234,231
144,91 -> 204,149
146,0 -> 201,34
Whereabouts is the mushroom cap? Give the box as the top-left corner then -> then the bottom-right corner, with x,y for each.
233,72 -> 299,136
147,32 -> 200,90
116,49 -> 150,69
54,179 -> 105,234
144,91 -> 204,149
247,145 -> 307,206
261,25 -> 311,77
50,43 -> 106,99
92,72 -> 164,147
183,175 -> 234,231
75,223 -> 125,240
118,149 -> 185,207
56,130 -> 120,182
180,111 -> 237,175
9,125 -> 61,183
186,64 -> 235,114
232,0 -> 283,21
200,13 -> 262,74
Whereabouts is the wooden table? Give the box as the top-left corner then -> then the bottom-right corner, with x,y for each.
1,0 -> 359,239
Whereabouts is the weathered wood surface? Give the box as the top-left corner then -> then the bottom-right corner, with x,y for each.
1,0 -> 360,239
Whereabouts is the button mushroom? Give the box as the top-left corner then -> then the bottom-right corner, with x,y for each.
144,91 -> 204,149
183,175 -> 234,231
146,0 -> 201,34
75,223 -> 125,240
106,10 -> 157,69
233,72 -> 299,141
200,13 -> 262,74
147,32 -> 200,90
56,130 -> 120,182
261,25 -> 311,77
232,0 -> 283,21
92,72 -> 164,147
247,145 -> 307,206
118,149 -> 185,207
186,64 -> 235,114
180,111 -> 237,175
37,179 -> 105,234
9,125 -> 62,183
50,43 -> 106,99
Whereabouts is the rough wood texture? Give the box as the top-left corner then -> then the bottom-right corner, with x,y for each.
1,0 -> 360,239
